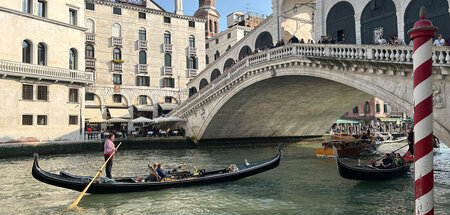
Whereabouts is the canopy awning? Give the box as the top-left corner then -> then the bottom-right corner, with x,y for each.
85,108 -> 103,119
107,117 -> 129,123
131,116 -> 154,123
86,118 -> 106,123
108,108 -> 131,119
135,105 -> 155,112
158,103 -> 178,111
378,117 -> 402,122
335,119 -> 362,124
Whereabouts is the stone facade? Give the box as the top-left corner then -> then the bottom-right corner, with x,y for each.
343,97 -> 390,119
83,0 -> 206,132
0,0 -> 92,142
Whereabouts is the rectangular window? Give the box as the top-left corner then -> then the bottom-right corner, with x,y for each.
86,2 -> 95,11
139,30 -> 146,41
352,106 -> 358,114
383,104 -> 388,113
205,43 -> 209,49
164,17 -> 171,23
139,12 -> 146,19
37,86 -> 48,101
376,103 -> 380,113
163,78 -> 175,88
69,89 -> 78,103
227,33 -> 231,39
113,7 -> 121,15
138,95 -> 147,105
22,84 -> 33,100
215,38 -> 219,44
113,94 -> 122,103
69,115 -> 78,125
85,93 -> 94,101
113,74 -> 122,85
37,0 -> 46,17
188,21 -> 195,28
37,115 -> 47,125
69,9 -> 77,25
136,76 -> 150,87
22,115 -> 33,125
22,0 -> 32,13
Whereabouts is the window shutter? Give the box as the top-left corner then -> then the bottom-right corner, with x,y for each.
194,57 -> 198,69
186,56 -> 190,69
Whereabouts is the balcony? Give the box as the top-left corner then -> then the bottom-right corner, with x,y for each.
187,47 -> 197,56
86,33 -> 95,43
0,59 -> 93,84
111,37 -> 122,46
86,59 -> 95,69
112,61 -> 123,72
163,43 -> 173,52
186,69 -> 197,78
137,40 -> 147,49
162,66 -> 173,76
137,64 -> 147,74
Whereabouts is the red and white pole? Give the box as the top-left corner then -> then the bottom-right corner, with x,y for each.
408,7 -> 437,215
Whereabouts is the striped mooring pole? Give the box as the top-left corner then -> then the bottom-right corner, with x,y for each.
407,7 -> 438,215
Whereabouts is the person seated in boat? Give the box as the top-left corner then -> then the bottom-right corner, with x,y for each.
156,164 -> 173,179
392,153 -> 404,168
379,153 -> 393,169
145,163 -> 160,182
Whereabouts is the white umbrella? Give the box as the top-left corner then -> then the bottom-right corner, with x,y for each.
131,116 -> 154,123
107,117 -> 129,123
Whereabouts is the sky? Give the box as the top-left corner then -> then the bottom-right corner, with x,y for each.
153,0 -> 273,31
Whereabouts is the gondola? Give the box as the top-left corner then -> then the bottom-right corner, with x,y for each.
334,147 -> 409,180
32,144 -> 282,194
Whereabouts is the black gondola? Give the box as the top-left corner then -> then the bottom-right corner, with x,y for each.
334,147 -> 409,180
32,145 -> 282,194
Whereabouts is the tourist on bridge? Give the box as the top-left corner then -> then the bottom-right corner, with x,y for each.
288,35 -> 299,43
104,133 -> 117,179
433,34 -> 446,46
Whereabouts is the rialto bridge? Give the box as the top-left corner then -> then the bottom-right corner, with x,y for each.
169,0 -> 450,146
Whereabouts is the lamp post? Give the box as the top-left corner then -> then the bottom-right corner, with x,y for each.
407,7 -> 437,215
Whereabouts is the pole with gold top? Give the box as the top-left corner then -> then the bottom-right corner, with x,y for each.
407,7 -> 437,215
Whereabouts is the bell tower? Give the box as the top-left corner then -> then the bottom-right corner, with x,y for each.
194,0 -> 220,39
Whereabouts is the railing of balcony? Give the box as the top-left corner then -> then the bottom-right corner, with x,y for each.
187,69 -> 197,78
112,62 -> 122,71
0,59 -> 93,83
138,40 -> 147,49
163,44 -> 173,52
138,64 -> 147,73
86,59 -> 95,68
111,37 -> 122,46
163,66 -> 172,76
187,47 -> 197,56
86,33 -> 95,42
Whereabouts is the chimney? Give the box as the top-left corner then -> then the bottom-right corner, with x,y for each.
175,0 -> 183,15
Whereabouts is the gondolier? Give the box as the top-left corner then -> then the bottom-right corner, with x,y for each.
407,129 -> 414,155
104,134 -> 117,179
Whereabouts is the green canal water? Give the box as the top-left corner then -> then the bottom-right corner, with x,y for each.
0,142 -> 449,214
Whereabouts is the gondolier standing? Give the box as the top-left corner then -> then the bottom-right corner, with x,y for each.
407,128 -> 414,155
104,134 -> 117,179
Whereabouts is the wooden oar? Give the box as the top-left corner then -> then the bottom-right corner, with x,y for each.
65,142 -> 122,211
366,143 -> 409,165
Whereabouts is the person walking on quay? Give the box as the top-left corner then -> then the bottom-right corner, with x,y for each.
104,134 -> 117,179
407,128 -> 414,155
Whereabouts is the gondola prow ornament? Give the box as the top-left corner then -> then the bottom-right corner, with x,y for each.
407,6 -> 437,215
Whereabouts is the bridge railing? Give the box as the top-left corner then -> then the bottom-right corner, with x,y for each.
173,43 -> 450,115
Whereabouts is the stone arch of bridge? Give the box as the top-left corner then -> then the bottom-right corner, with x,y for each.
195,67 -> 421,141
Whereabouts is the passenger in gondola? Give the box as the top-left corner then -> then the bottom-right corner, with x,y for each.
145,163 -> 160,182
156,164 -> 172,179
392,153 -> 404,168
379,153 -> 393,169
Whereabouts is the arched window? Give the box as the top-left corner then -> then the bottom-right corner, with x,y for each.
139,27 -> 146,41
214,51 -> 220,60
85,45 -> 94,59
86,19 -> 95,34
164,53 -> 171,67
210,69 -> 221,82
22,40 -> 32,63
214,21 -> 218,33
139,51 -> 147,64
205,22 -> 208,31
376,101 -> 380,113
364,101 -> 370,113
37,43 -> 46,65
112,23 -> 121,37
113,48 -> 121,60
164,31 -> 171,44
209,20 -> 213,32
69,48 -> 77,70
189,35 -> 195,47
